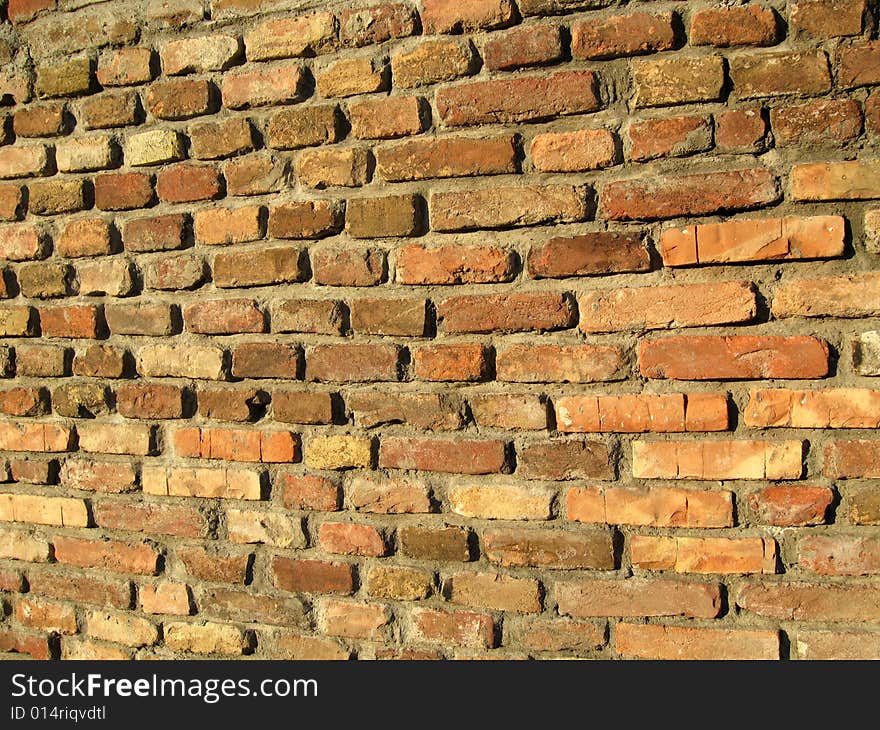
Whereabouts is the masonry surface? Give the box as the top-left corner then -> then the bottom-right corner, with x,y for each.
0,0 -> 878,661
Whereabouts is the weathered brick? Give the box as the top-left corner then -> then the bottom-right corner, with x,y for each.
272,299 -> 345,335
307,343 -> 399,382
628,115 -> 712,162
411,343 -> 489,383
39,304 -> 102,339
792,0 -> 866,38
340,3 -> 416,46
13,103 -> 66,138
602,168 -> 779,220
296,147 -> 371,189
266,105 -> 342,150
123,215 -> 185,254
346,475 -> 432,514
748,485 -> 834,527
225,152 -> 287,196
271,556 -> 354,595
437,292 -> 573,334
557,578 -> 721,619
715,107 -> 768,153
631,535 -> 777,574
837,42 -> 880,88
391,38 -> 476,89
312,247 -> 386,286
125,129 -> 183,167
244,12 -> 336,61
346,195 -> 421,238
36,57 -> 93,98
572,11 -> 675,59
316,57 -> 387,98
377,135 -> 515,182
214,246 -> 305,288
380,436 -> 506,474
736,582 -> 880,622
632,56 -> 725,108
448,484 -> 553,520
731,51 -> 831,98
639,335 -> 829,380
94,172 -> 153,211
410,606 -> 495,649
447,571 -> 541,613
189,118 -> 254,160
616,624 -> 779,660
771,100 -> 862,147
79,91 -> 138,130
773,272 -> 880,318
579,281 -> 756,333
28,179 -> 86,216
483,23 -> 562,70
690,6 -> 779,47
221,65 -> 305,109
0,146 -> 49,179
195,206 -> 262,245
162,35 -> 240,75
438,70 -> 600,126
556,393 -> 728,434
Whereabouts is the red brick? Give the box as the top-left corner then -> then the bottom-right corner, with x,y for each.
157,163 -> 223,204
267,200 -> 342,240
60,458 -> 137,493
437,292 -> 575,333
483,23 -> 563,70
791,0 -> 866,38
346,475 -> 432,513
602,168 -> 779,220
272,390 -> 334,425
468,394 -> 547,431
410,606 -> 496,649
185,299 -> 264,335
556,393 -> 728,434
639,335 -> 829,380
177,546 -> 250,583
838,42 -> 880,88
350,297 -> 426,336
0,185 -> 24,221
26,565 -> 131,609
97,48 -> 153,87
628,115 -> 712,162
796,631 -> 880,660
376,135 -> 516,182
194,206 -> 263,245
616,624 -> 779,660
13,103 -> 66,137
348,96 -> 426,140
272,299 -> 345,335
796,535 -> 880,576
572,11 -> 675,59
198,386 -> 265,422
659,215 -> 845,266
567,485 -> 732,528
7,0 -> 55,24
437,70 -> 600,126
532,129 -> 618,172
731,51 -> 831,98
312,247 -> 385,286
0,225 -> 45,260
0,386 -> 46,417
315,57 -> 388,98
411,343 -> 489,382
307,344 -> 399,382
214,246 -> 305,288
94,172 -> 153,211
271,557 -> 354,595
527,232 -> 648,278
346,194 -> 421,238
496,344 -> 623,383
54,535 -> 159,575
319,599 -> 391,640
447,571 -> 541,613
72,344 -> 124,378
421,0 -> 514,33
92,500 -> 209,538
117,382 -> 183,419
339,3 -> 416,46
225,152 -> 287,196
632,439 -> 804,481
380,436 -> 507,475
221,64 -> 306,109
231,342 -> 300,379
518,439 -> 611,480
244,12 -> 336,61
39,304 -> 102,339
579,281 -> 756,333
319,522 -> 387,557
557,578 -> 721,619
483,526 -> 612,569
631,535 -> 777,574
745,388 -> 880,429
736,582 -> 880,622
509,617 -> 606,653
189,117 -> 255,160
266,105 -> 342,149
79,91 -> 138,130
279,473 -> 341,511
748,485 -> 833,527
296,147 -> 371,189
715,107 -> 767,153
144,254 -> 206,291
771,100 -> 862,146
690,6 -> 779,47
396,242 -> 517,285
57,218 -> 112,258
0,629 -> 52,659
773,272 -> 880,318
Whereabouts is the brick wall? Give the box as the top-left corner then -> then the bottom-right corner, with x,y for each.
0,0 -> 878,660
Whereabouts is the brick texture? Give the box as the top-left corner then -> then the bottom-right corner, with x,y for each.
0,0 -> 874,663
